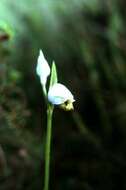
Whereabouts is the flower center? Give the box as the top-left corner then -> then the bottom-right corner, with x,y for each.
59,100 -> 74,111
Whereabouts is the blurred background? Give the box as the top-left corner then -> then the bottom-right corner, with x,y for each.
0,0 -> 126,189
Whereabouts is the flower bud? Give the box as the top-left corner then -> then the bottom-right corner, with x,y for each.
36,50 -> 50,86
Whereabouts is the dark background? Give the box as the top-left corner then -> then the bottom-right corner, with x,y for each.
0,0 -> 126,189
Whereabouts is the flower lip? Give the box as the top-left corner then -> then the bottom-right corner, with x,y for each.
36,49 -> 50,85
48,83 -> 75,105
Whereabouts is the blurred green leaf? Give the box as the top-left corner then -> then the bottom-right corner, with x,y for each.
0,20 -> 13,40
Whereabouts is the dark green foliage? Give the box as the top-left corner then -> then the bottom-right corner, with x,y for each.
0,0 -> 126,189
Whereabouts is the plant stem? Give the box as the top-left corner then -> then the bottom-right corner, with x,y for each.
44,105 -> 54,190
43,84 -> 47,97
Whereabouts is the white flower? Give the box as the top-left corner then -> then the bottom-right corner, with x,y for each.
48,83 -> 75,105
36,51 -> 75,110
36,50 -> 50,86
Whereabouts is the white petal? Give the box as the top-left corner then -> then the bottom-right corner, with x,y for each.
48,83 -> 75,105
36,50 -> 50,85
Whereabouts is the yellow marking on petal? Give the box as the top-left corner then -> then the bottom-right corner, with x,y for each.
59,100 -> 74,111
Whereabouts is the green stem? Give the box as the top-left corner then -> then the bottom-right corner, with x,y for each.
44,105 -> 54,190
43,84 -> 47,97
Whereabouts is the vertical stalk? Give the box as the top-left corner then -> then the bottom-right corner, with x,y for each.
43,84 -> 47,97
44,105 -> 53,190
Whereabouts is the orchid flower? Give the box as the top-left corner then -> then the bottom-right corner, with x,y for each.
36,49 -> 75,110
48,83 -> 75,111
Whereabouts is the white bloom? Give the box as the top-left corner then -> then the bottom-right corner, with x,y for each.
48,83 -> 75,105
36,50 -> 50,85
